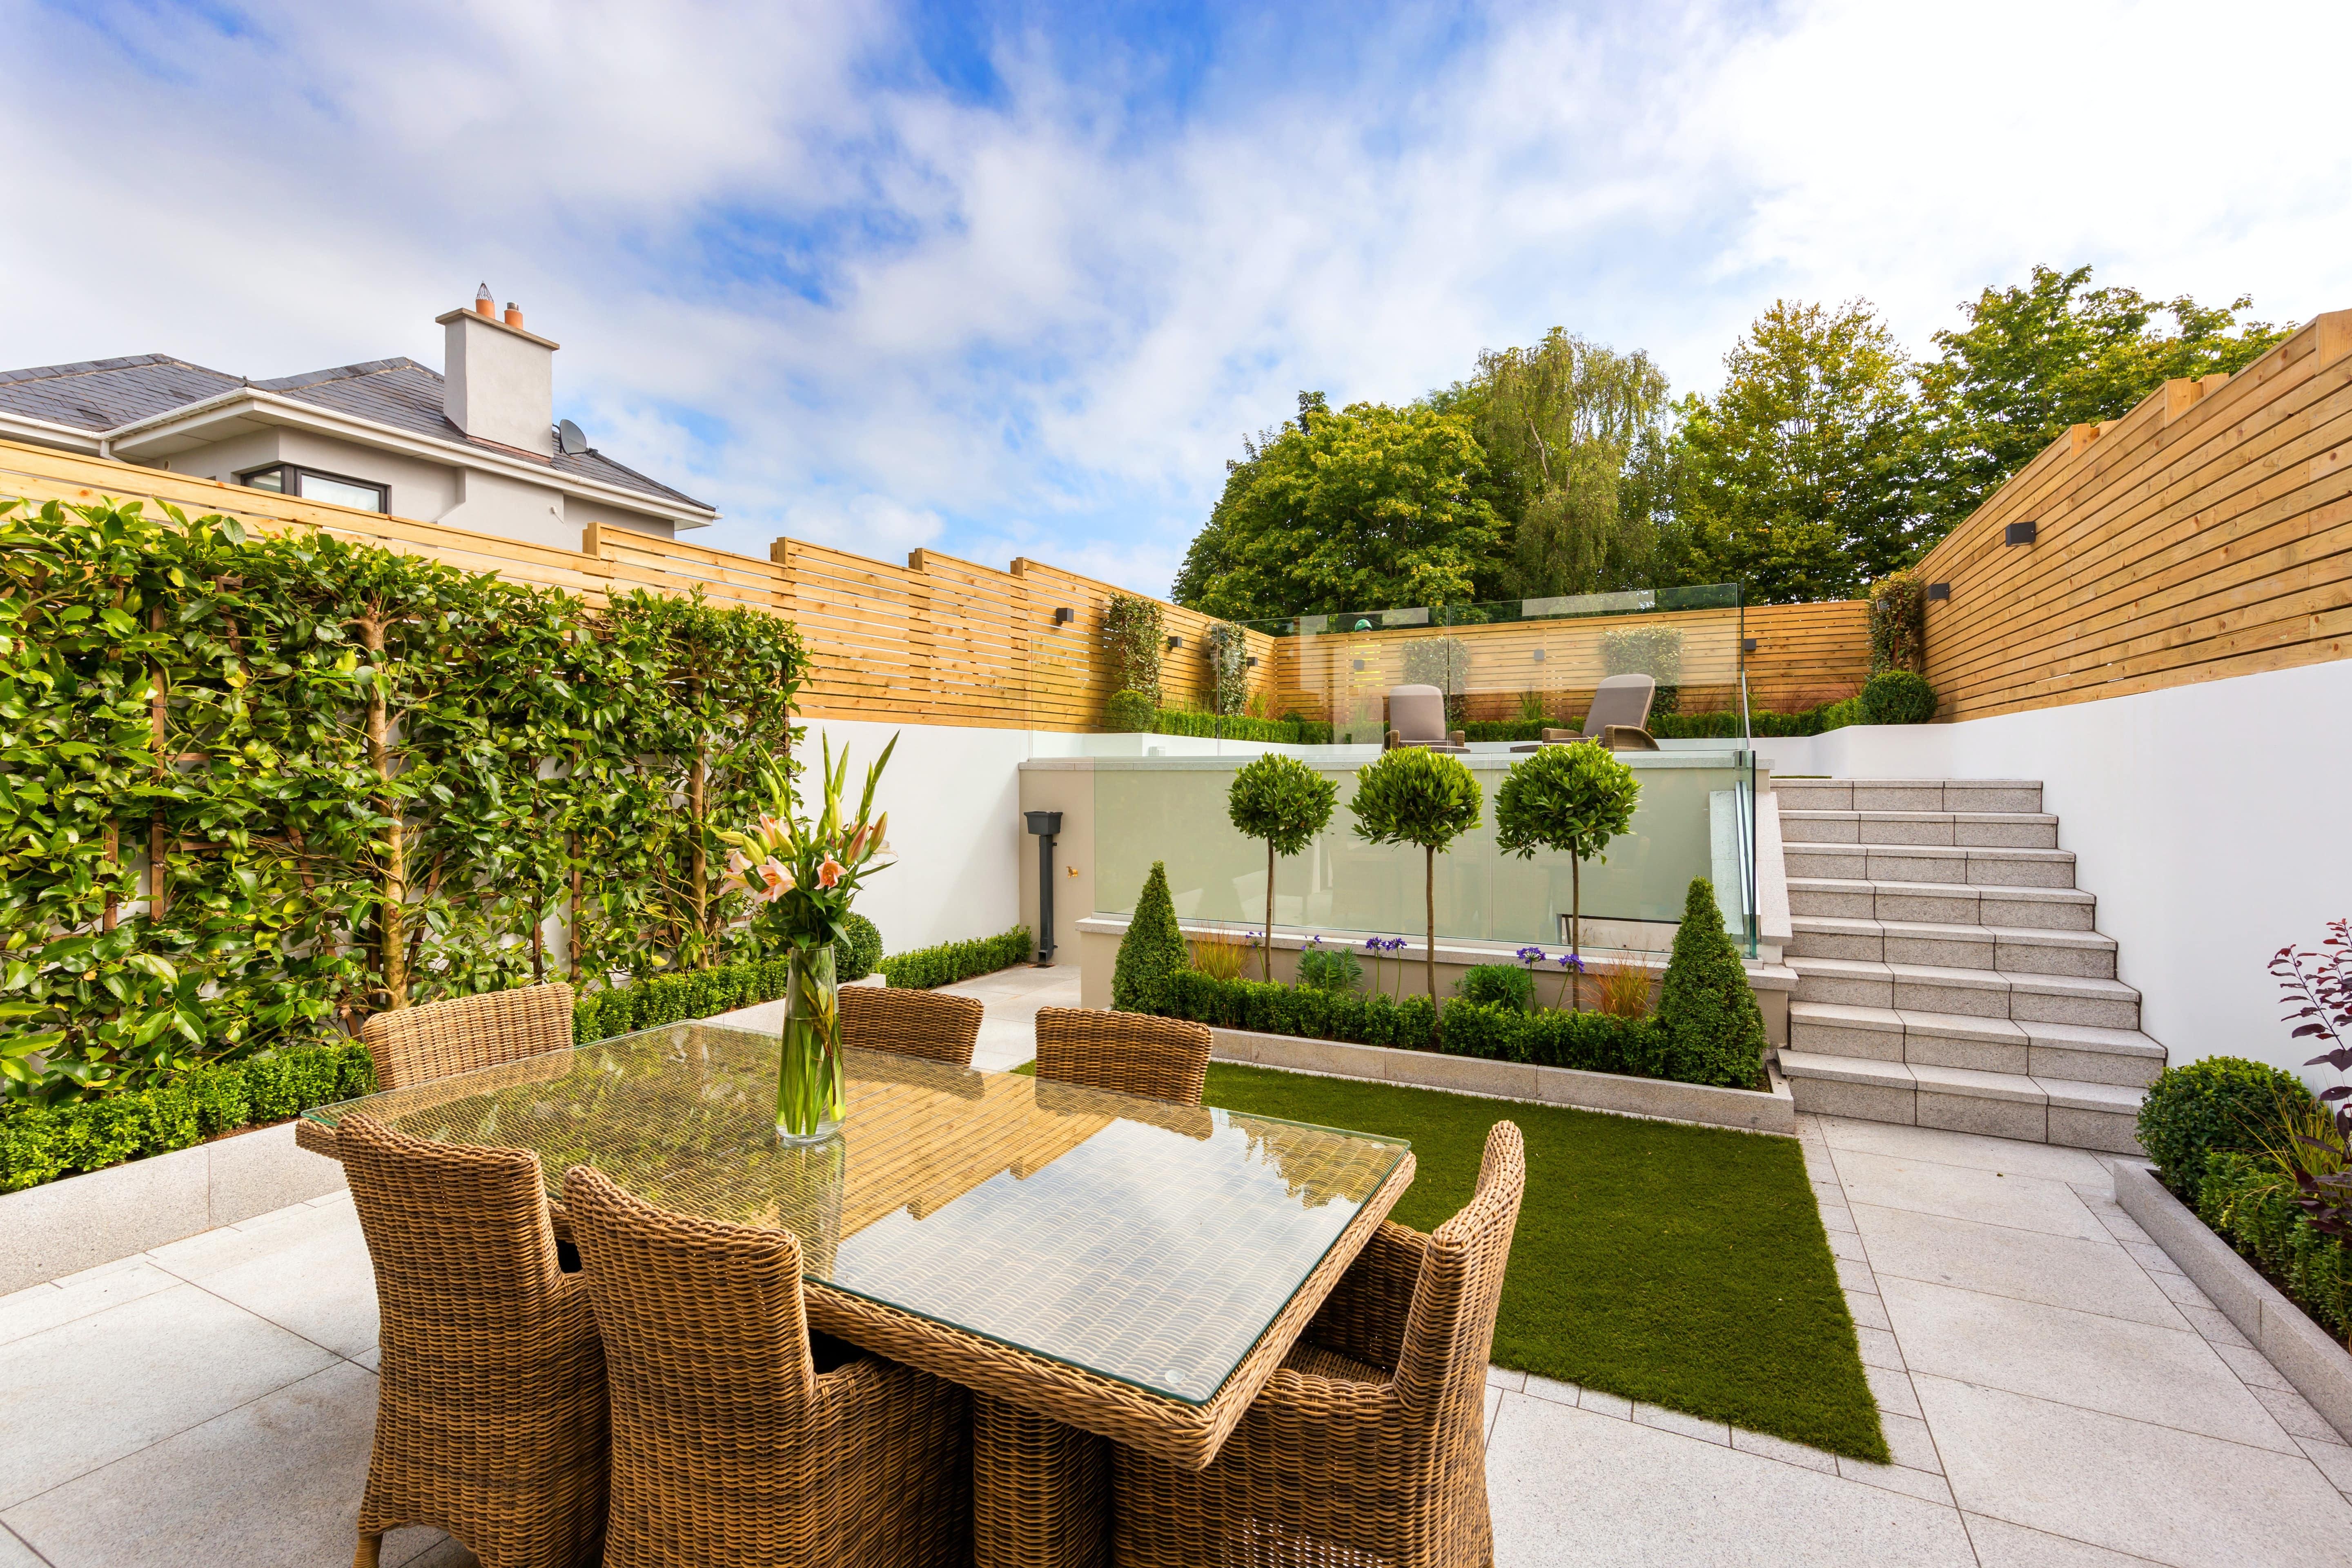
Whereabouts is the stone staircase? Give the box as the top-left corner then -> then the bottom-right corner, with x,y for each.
1772,778 -> 2158,1154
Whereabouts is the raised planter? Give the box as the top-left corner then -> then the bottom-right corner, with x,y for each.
0,1121 -> 347,1295
2113,1161 -> 2352,1443
1210,1025 -> 1797,1136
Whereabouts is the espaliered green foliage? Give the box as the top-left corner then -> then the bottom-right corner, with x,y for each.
0,1042 -> 374,1192
1102,594 -> 1164,712
0,496 -> 806,1107
877,926 -> 1033,990
2198,1152 -> 2352,1340
1654,878 -> 1767,1089
2137,1057 -> 2314,1198
835,913 -> 883,983
1112,863 -> 1189,1012
1869,571 -> 1927,674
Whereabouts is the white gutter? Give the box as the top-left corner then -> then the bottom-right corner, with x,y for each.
98,389 -> 719,529
0,410 -> 108,454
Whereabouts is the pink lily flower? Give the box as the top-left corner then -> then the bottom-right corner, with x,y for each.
757,858 -> 795,901
817,857 -> 845,889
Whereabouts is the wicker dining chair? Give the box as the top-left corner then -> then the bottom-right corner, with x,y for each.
1033,1005 -> 1213,1107
341,1115 -> 608,1568
841,984 -> 984,1067
561,1164 -> 972,1568
1112,1120 -> 1528,1568
362,980 -> 575,1091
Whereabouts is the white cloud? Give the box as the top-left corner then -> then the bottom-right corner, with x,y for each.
1,0 -> 2344,599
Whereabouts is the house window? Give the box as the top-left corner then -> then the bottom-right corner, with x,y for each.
238,464 -> 389,513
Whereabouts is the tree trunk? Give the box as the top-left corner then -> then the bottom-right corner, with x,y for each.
148,607 -> 168,922
361,615 -> 406,1010
1263,840 -> 1276,982
690,733 -> 708,963
569,834 -> 584,977
1569,855 -> 1583,1012
1424,844 -> 1438,1007
102,824 -> 119,933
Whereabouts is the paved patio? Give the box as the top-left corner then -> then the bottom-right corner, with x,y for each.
4,965 -> 2349,1566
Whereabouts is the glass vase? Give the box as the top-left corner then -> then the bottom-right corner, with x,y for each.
776,945 -> 844,1144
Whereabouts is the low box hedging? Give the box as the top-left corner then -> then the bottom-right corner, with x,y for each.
2197,1151 -> 2352,1341
880,926 -> 1034,990
573,954 -> 798,1044
1461,704 -> 1860,744
0,1042 -> 374,1194
1151,707 -> 1335,745
1162,970 -> 1437,1049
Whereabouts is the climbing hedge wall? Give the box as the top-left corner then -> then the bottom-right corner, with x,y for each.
1,497 -> 806,1105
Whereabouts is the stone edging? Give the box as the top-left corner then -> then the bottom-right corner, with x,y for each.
1210,1025 -> 1797,1136
0,1121 -> 347,1296
2112,1161 -> 2352,1442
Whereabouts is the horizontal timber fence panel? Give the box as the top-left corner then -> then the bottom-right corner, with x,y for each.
1913,309 -> 2352,722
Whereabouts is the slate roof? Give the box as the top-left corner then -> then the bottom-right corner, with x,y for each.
0,353 -> 711,513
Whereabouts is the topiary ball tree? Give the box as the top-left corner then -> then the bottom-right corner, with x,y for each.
1104,689 -> 1155,733
1348,747 -> 1482,1008
2136,1057 -> 2316,1199
1493,742 -> 1641,997
1859,670 -> 1937,725
832,911 -> 883,983
1227,755 -> 1339,982
1655,877 -> 1767,1089
1112,860 -> 1189,1013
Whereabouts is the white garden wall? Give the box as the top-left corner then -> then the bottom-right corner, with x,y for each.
1755,658 -> 2352,1083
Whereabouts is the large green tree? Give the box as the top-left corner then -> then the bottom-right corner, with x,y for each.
1665,299 -> 1926,604
1174,394 -> 1504,620
1451,328 -> 1671,598
1913,264 -> 2290,533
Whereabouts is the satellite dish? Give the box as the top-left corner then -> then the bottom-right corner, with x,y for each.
557,419 -> 589,455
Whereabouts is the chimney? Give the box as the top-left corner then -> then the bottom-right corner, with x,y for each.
436,292 -> 559,454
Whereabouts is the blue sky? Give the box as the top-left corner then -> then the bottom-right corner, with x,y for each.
3,0 -> 2346,595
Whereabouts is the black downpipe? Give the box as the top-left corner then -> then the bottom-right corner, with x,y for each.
1024,811 -> 1063,965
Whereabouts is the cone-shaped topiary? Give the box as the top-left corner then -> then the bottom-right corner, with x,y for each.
1655,877 -> 1767,1089
1113,860 -> 1190,1013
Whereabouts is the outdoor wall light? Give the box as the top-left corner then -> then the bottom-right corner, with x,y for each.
1053,607 -> 1074,625
1167,635 -> 1183,650
2005,521 -> 2038,546
1531,648 -> 1546,662
1351,659 -> 1365,671
1245,656 -> 1258,668
1742,638 -> 1758,654
1928,582 -> 1951,601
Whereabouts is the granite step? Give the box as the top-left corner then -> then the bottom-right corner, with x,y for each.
1777,1048 -> 2145,1153
1786,877 -> 2098,931
1783,843 -> 2078,889
1786,1002 -> 2166,1087
1788,915 -> 2117,978
1779,809 -> 2061,850
1774,779 -> 2045,815
1788,957 -> 2140,1029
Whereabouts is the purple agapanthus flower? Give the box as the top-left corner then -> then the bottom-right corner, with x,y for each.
1515,945 -> 1547,967
1558,953 -> 1586,972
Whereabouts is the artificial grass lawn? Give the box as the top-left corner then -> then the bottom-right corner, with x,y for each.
1197,1062 -> 1888,1462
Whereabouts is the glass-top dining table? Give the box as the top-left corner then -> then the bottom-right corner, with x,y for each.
298,1019 -> 1417,1563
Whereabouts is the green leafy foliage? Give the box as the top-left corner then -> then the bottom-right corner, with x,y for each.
875,926 -> 1032,991
2198,1152 -> 2352,1341
1206,622 -> 1249,715
1295,941 -> 1362,994
0,1042 -> 372,1193
835,912 -> 882,983
0,495 -> 806,1106
1101,595 -> 1164,704
1111,862 -> 1189,1013
1227,755 -> 1336,858
1160,969 -> 1436,1051
1654,878 -> 1766,1089
574,954 -> 797,1042
1494,744 -> 1640,866
1868,571 -> 1927,675
1859,670 -> 1937,725
1144,708 -> 1333,745
1176,397 -> 1506,620
1349,748 -> 1482,853
1457,964 -> 1533,1012
1103,690 -> 1155,733
2137,1056 -> 2314,1198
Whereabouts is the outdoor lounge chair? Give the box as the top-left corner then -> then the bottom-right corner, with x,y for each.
562,1164 -> 972,1568
1111,1120 -> 1528,1568
362,980 -> 575,1091
1382,684 -> 1468,753
841,984 -> 984,1067
1033,1005 -> 1213,1107
1507,672 -> 1661,753
342,1114 -> 608,1568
